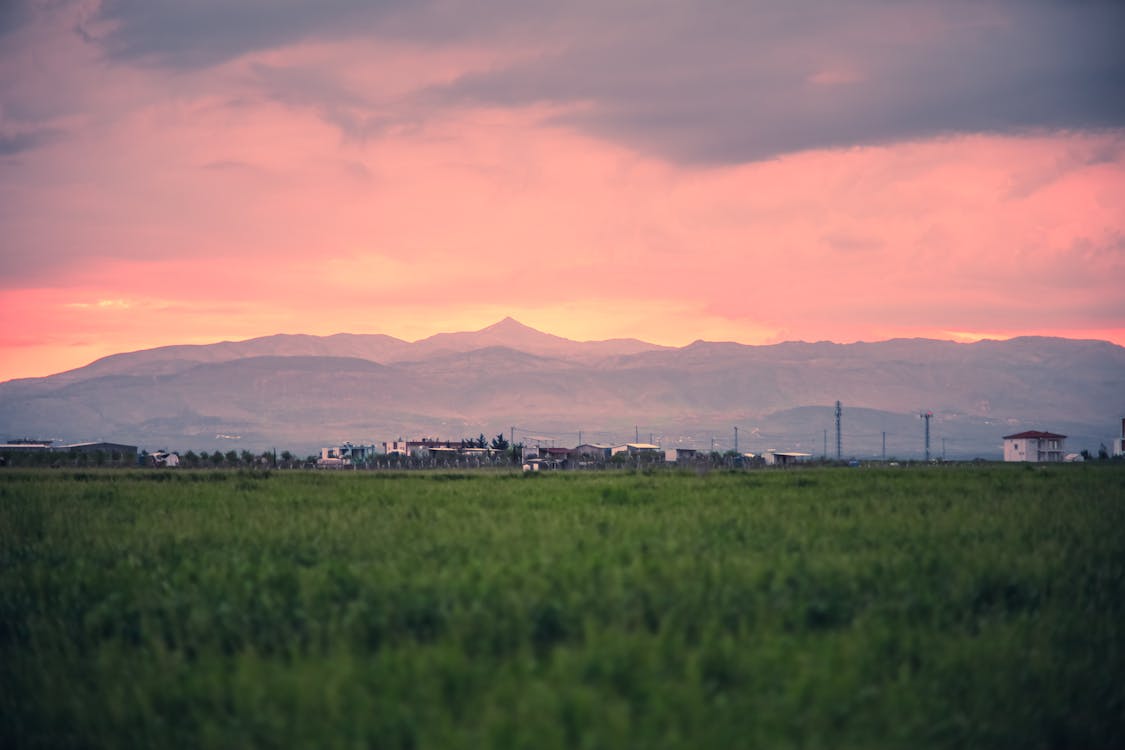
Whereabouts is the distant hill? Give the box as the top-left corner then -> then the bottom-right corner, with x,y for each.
1,320 -> 1122,457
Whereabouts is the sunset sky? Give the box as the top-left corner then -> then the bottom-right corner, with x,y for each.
2,1 -> 1124,382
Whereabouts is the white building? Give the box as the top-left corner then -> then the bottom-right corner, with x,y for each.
382,440 -> 409,456
1113,418 -> 1125,457
1002,431 -> 1066,462
610,443 -> 661,457
318,442 -> 374,468
148,451 -> 179,467
763,451 -> 811,466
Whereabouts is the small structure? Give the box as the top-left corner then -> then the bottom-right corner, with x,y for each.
674,448 -> 699,463
405,439 -> 460,458
382,440 -> 409,457
1113,418 -> 1125,458
573,444 -> 612,460
764,451 -> 812,466
611,443 -> 662,457
149,451 -> 180,468
317,442 -> 375,468
1002,431 -> 1066,463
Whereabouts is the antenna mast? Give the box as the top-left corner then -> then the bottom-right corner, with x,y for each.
920,412 -> 932,461
835,401 -> 842,460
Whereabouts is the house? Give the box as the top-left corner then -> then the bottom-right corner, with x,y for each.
763,451 -> 812,466
149,451 -> 180,468
610,443 -> 662,457
317,442 -> 375,468
1002,431 -> 1066,462
405,439 -> 460,458
573,444 -> 612,460
674,448 -> 699,463
382,440 -> 409,456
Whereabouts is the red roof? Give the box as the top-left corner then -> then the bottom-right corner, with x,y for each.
1002,430 -> 1066,440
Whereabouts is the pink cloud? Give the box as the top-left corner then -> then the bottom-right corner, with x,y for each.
1,8 -> 1123,382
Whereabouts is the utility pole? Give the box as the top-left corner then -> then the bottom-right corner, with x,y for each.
835,401 -> 842,460
882,431 -> 886,461
510,426 -> 515,447
635,425 -> 639,443
579,430 -> 583,445
942,437 -> 946,461
823,429 -> 827,459
734,426 -> 739,454
711,436 -> 715,453
921,412 -> 932,461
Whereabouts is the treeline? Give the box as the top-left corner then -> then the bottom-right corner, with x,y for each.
176,450 -> 297,469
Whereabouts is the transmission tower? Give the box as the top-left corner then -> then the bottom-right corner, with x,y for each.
921,411 -> 932,461
835,401 -> 842,460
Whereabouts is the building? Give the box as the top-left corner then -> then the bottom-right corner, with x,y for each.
382,440 -> 409,456
317,442 -> 375,468
56,442 -> 138,460
148,451 -> 180,467
610,443 -> 662,457
1112,418 -> 1125,458
1002,431 -> 1066,462
404,439 -> 461,458
674,448 -> 699,463
763,451 -> 812,466
1,440 -> 138,467
573,444 -> 612,460
0,441 -> 53,452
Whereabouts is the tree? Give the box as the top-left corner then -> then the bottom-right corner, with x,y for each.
211,451 -> 224,466
225,450 -> 239,466
476,433 -> 488,449
491,433 -> 509,451
280,450 -> 293,468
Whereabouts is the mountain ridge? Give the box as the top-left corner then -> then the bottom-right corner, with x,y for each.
2,319 -> 1123,457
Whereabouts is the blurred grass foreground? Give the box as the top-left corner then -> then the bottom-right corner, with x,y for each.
2,465 -> 1123,748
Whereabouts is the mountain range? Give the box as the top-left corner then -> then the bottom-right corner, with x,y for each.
2,318 -> 1123,458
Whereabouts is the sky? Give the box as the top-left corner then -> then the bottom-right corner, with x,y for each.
2,0 -> 1124,382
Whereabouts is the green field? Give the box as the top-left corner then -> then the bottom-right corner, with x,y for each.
2,465 -> 1123,748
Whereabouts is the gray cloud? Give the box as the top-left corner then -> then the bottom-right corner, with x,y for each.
0,127 -> 60,156
78,1 -> 1125,164
90,0 -> 560,69
90,0 -> 393,69
429,2 -> 1125,163
248,62 -> 406,142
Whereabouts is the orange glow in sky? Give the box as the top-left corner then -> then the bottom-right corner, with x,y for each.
2,3 -> 1123,382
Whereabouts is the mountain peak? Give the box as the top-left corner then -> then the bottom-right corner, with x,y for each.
479,316 -> 541,334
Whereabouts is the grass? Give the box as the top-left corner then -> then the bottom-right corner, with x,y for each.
1,464 -> 1123,748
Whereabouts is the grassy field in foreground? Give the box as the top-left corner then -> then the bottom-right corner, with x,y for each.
1,465 -> 1123,749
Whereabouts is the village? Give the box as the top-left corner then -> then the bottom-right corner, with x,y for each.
9,419 -> 1124,470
